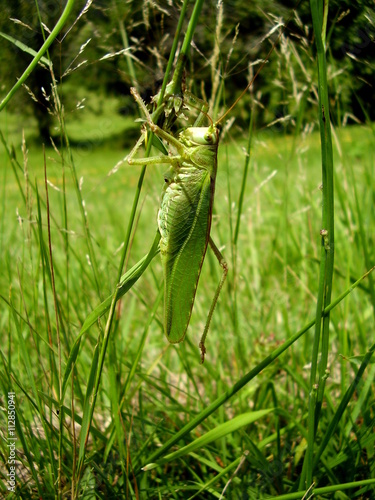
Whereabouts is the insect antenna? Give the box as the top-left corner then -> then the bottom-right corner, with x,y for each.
215,3 -> 300,126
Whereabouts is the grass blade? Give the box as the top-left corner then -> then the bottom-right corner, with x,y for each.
0,0 -> 76,111
142,410 -> 272,471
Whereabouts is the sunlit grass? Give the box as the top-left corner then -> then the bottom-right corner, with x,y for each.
1,0 -> 375,496
1,100 -> 374,495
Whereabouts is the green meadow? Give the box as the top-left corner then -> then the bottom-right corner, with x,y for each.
1,1 -> 375,498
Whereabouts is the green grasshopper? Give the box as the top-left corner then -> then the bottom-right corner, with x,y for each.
77,12 -> 292,362
127,11 -> 291,362
128,89 -> 227,363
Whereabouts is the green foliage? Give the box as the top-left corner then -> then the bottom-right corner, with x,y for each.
0,0 -> 86,139
1,0 -> 374,138
0,1 -> 375,498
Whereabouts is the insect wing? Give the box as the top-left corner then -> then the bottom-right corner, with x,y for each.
158,167 -> 214,343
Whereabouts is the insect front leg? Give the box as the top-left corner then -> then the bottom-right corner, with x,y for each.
126,119 -> 182,168
128,153 -> 182,167
199,236 -> 228,364
127,128 -> 147,164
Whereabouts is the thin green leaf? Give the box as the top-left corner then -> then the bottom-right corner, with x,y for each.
78,342 -> 100,469
0,31 -> 52,67
142,409 -> 272,471
0,0 -> 76,111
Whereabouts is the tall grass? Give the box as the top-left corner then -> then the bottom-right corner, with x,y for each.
1,1 -> 375,499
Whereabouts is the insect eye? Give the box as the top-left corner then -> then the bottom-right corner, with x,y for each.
204,133 -> 213,143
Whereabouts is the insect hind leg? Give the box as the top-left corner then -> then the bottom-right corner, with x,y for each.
199,236 -> 228,363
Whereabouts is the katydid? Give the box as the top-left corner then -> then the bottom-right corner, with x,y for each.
127,12 -> 293,362
128,89 -> 227,363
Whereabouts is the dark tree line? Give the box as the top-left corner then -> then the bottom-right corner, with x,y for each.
0,0 -> 374,140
